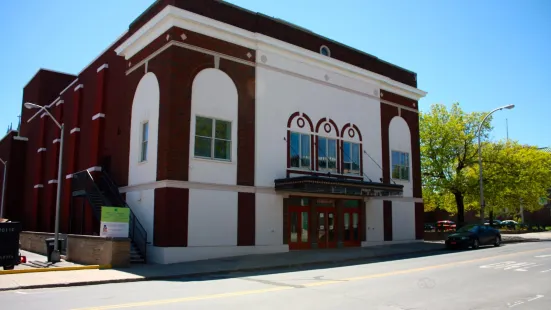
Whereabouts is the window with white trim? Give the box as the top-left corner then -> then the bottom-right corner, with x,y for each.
194,116 -> 231,161
140,122 -> 149,162
391,150 -> 409,181
342,141 -> 361,175
318,137 -> 337,172
289,132 -> 311,169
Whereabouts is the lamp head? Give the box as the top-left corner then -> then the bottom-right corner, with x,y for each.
504,104 -> 515,110
24,102 -> 41,110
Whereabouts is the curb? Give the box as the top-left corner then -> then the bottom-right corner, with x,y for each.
0,247 -> 443,291
0,264 -> 112,275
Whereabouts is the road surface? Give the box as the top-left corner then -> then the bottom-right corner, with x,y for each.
2,242 -> 550,310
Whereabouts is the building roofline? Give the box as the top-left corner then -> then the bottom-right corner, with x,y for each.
256,13 -> 417,76
0,130 -> 17,146
128,0 -> 418,77
23,68 -> 76,89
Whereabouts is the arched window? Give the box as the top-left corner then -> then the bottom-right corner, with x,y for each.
340,124 -> 363,176
315,118 -> 339,172
287,112 -> 314,170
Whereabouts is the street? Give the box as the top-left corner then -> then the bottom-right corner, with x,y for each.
1,242 -> 550,310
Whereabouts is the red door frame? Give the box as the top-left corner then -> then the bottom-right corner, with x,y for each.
316,207 -> 338,249
288,206 -> 311,250
342,208 -> 361,247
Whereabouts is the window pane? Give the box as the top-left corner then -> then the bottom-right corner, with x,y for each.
300,134 -> 310,168
142,122 -> 149,142
194,136 -> 212,157
392,151 -> 400,166
344,162 -> 352,171
328,139 -> 337,169
215,120 -> 231,140
343,142 -> 351,163
214,139 -> 231,160
404,153 -> 410,167
290,132 -> 300,168
401,166 -> 409,181
141,141 -> 147,162
318,137 -> 327,169
392,165 -> 400,179
352,213 -> 359,240
195,116 -> 212,137
401,152 -> 407,166
290,212 -> 298,243
343,213 -> 350,241
352,143 -> 360,166
301,212 -> 309,242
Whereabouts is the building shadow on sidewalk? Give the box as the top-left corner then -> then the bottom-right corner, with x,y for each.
113,241 -> 534,284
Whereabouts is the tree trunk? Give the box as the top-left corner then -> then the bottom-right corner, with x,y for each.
454,192 -> 465,228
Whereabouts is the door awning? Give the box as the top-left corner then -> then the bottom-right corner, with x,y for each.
274,175 -> 403,197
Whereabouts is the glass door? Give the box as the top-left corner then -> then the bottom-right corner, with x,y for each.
317,209 -> 337,248
289,206 -> 310,250
343,209 -> 361,247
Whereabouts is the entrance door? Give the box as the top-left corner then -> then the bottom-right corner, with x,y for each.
289,206 -> 310,250
343,209 -> 361,247
317,209 -> 337,248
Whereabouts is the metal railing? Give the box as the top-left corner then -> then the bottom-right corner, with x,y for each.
71,169 -> 148,263
98,171 -> 148,262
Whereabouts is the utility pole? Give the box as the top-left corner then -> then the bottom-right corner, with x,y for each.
506,118 -> 509,142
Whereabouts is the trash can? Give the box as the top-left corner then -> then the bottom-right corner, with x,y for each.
45,238 -> 65,262
0,221 -> 22,270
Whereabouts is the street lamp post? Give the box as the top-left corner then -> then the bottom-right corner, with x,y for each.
25,102 -> 64,263
477,104 -> 515,225
0,158 -> 7,219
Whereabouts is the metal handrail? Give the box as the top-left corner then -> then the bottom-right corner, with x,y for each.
71,169 -> 148,263
99,171 -> 148,262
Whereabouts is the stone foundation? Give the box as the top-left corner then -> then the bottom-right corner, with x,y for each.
20,231 -> 130,267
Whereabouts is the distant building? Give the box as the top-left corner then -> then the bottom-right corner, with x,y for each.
0,0 -> 427,264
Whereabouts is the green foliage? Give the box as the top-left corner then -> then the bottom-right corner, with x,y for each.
420,103 -> 492,218
421,103 -> 551,221
464,141 -> 551,215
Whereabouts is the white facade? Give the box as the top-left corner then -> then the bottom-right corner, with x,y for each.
118,5 -> 425,264
189,68 -> 239,185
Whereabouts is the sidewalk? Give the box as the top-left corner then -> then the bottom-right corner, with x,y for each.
2,233 -> 548,292
0,242 -> 444,291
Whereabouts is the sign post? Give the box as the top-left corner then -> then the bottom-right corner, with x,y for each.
100,207 -> 130,238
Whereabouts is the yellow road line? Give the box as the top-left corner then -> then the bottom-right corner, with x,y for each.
73,287 -> 292,310
0,265 -> 111,275
72,247 -> 548,310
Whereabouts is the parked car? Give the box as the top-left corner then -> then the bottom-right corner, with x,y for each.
436,220 -> 456,231
500,220 -> 518,229
484,219 -> 503,227
445,224 -> 501,250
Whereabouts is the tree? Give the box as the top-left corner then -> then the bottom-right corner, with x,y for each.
420,103 -> 492,225
465,141 -> 551,218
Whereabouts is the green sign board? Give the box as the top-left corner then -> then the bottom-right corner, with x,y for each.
100,207 -> 130,223
538,197 -> 548,206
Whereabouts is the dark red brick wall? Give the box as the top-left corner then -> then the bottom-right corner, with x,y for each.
154,187 -> 188,246
20,70 -> 76,231
0,132 -> 27,222
383,200 -> 393,241
237,192 -> 255,246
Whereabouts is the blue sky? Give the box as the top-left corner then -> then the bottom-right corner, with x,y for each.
0,0 -> 549,146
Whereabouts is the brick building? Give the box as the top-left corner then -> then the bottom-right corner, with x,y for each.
0,0 -> 427,264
